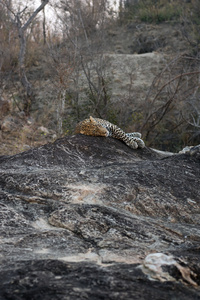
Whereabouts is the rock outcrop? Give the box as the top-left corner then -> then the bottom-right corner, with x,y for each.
0,134 -> 200,299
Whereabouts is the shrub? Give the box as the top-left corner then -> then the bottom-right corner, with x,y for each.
121,0 -> 182,24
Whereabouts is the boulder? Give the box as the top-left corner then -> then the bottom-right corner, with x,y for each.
0,134 -> 199,299
0,115 -> 23,133
0,99 -> 10,117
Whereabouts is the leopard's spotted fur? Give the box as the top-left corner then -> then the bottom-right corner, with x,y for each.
75,116 -> 145,149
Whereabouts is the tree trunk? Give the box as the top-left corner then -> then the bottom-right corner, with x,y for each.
42,7 -> 46,45
16,0 -> 49,114
18,25 -> 33,113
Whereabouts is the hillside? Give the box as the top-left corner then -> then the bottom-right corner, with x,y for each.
0,7 -> 200,154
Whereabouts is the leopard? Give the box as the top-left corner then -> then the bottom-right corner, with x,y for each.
75,116 -> 145,149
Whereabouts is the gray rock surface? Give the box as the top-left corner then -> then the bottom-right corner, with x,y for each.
0,134 -> 200,299
74,52 -> 165,103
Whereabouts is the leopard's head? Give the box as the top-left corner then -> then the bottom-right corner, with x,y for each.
75,116 -> 108,137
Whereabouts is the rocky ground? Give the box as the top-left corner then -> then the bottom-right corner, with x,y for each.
0,134 -> 200,299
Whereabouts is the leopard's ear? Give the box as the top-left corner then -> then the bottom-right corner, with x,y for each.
90,116 -> 96,124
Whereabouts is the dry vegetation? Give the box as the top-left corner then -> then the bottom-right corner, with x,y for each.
0,0 -> 200,154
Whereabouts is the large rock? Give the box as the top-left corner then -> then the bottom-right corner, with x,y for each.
0,134 -> 200,299
74,53 -> 165,103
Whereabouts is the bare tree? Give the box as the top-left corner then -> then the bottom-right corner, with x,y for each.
1,0 -> 49,114
46,0 -> 113,135
140,54 -> 200,149
61,0 -> 112,117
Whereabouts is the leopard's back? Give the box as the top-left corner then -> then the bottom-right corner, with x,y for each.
94,118 -> 144,148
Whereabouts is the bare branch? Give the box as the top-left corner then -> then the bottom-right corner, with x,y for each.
22,0 -> 49,32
